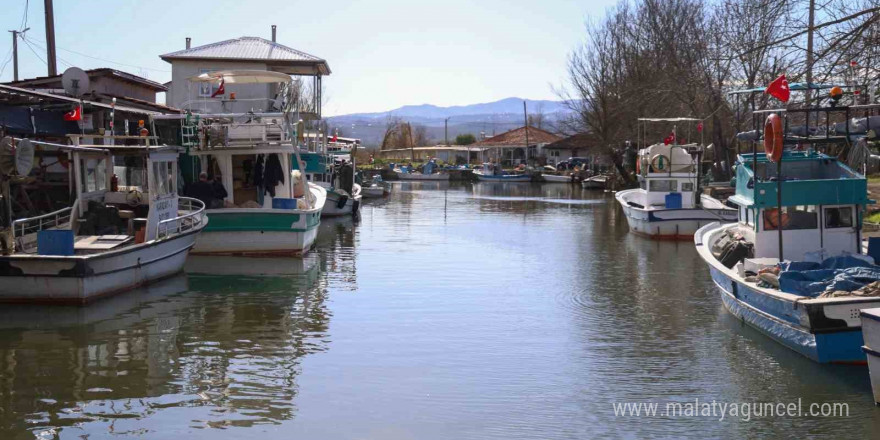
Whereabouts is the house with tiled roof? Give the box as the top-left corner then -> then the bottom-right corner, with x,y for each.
474,126 -> 562,166
160,26 -> 330,117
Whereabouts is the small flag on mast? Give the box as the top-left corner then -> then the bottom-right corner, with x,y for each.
211,79 -> 225,98
765,74 -> 790,103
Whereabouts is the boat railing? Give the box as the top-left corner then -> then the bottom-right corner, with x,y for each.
156,197 -> 206,240
12,199 -> 79,252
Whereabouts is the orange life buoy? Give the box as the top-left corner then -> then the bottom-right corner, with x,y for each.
763,113 -> 783,162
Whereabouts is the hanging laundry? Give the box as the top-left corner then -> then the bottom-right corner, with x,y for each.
263,153 -> 285,197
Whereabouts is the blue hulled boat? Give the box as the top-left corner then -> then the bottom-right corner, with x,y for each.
695,147 -> 880,364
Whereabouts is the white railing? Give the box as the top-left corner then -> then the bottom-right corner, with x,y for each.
12,200 -> 78,252
156,197 -> 206,240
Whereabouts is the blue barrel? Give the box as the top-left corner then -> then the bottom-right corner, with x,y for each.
272,198 -> 298,209
37,230 -> 74,256
665,192 -> 682,209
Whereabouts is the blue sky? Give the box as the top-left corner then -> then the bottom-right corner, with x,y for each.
0,0 -> 616,115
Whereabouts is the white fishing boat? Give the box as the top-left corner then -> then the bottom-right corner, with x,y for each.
0,135 -> 207,304
181,70 -> 327,256
581,174 -> 608,189
542,173 -> 575,183
296,152 -> 361,217
615,118 -> 736,239
473,163 -> 531,182
861,308 -> 880,402
362,177 -> 391,198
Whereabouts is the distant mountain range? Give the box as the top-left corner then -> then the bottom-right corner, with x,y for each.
327,97 -> 573,147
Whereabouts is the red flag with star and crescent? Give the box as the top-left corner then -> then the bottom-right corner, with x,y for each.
765,74 -> 790,103
63,105 -> 82,121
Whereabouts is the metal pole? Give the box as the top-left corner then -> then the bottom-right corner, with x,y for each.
445,117 -> 449,146
805,0 -> 815,107
523,101 -> 529,166
43,0 -> 57,76
8,31 -> 18,81
777,159 -> 784,261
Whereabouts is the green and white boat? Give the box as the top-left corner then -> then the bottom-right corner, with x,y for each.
181,71 -> 326,256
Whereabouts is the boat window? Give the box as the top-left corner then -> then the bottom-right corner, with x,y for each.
825,207 -> 854,229
153,161 -> 173,197
649,180 -> 677,192
681,182 -> 694,192
81,157 -> 107,192
763,206 -> 817,231
114,156 -> 146,191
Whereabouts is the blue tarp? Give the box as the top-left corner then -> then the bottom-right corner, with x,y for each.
779,256 -> 880,297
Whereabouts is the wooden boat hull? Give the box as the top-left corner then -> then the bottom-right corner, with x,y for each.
362,185 -> 390,198
697,223 -> 880,364
615,189 -> 737,239
322,184 -> 362,216
0,227 -> 202,304
581,177 -> 607,189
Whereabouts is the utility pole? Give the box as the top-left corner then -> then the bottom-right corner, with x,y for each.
44,0 -> 57,76
8,31 -> 19,81
444,117 -> 450,146
805,0 -> 816,107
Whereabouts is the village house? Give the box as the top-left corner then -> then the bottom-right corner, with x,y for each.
160,26 -> 330,118
472,126 -> 562,166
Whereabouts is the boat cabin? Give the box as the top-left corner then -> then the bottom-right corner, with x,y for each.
13,135 -> 202,255
728,151 -> 868,261
633,143 -> 700,209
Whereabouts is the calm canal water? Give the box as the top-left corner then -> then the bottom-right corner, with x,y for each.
2,182 -> 879,439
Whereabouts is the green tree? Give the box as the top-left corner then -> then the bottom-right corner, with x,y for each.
455,133 -> 476,145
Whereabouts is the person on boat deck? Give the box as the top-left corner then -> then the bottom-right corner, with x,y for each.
188,172 -> 224,209
212,176 -> 228,201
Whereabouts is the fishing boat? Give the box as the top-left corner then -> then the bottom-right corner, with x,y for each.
296,151 -> 361,216
581,174 -> 608,189
362,176 -> 391,198
695,108 -> 880,364
182,70 -> 327,256
616,118 -> 736,239
542,173 -> 575,183
394,160 -> 450,181
473,163 -> 531,182
0,135 -> 207,303
861,308 -> 880,403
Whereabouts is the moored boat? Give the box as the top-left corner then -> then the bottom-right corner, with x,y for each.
394,160 -> 450,181
473,163 -> 531,182
182,70 -> 327,256
542,173 -> 575,183
616,135 -> 736,239
0,136 -> 207,303
696,130 -> 880,363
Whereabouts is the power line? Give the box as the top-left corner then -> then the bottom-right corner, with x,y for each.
25,36 -> 170,73
0,46 -> 13,78
19,0 -> 29,32
20,35 -> 46,67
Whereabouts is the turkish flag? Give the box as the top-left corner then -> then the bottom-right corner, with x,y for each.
765,74 -> 790,103
211,79 -> 225,98
63,105 -> 82,121
331,134 -> 338,142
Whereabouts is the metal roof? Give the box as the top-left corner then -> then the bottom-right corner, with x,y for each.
160,37 -> 330,75
4,68 -> 167,92
0,84 -> 167,115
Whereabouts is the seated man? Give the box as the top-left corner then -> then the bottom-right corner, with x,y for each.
187,172 -> 224,209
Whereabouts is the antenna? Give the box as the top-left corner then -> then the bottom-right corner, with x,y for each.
61,67 -> 90,97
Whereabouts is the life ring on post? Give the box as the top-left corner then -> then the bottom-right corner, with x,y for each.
763,113 -> 784,162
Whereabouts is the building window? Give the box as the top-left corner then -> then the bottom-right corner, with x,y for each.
198,68 -> 220,97
825,207 -> 854,229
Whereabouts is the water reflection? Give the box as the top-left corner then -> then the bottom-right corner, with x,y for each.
0,255 -> 330,437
